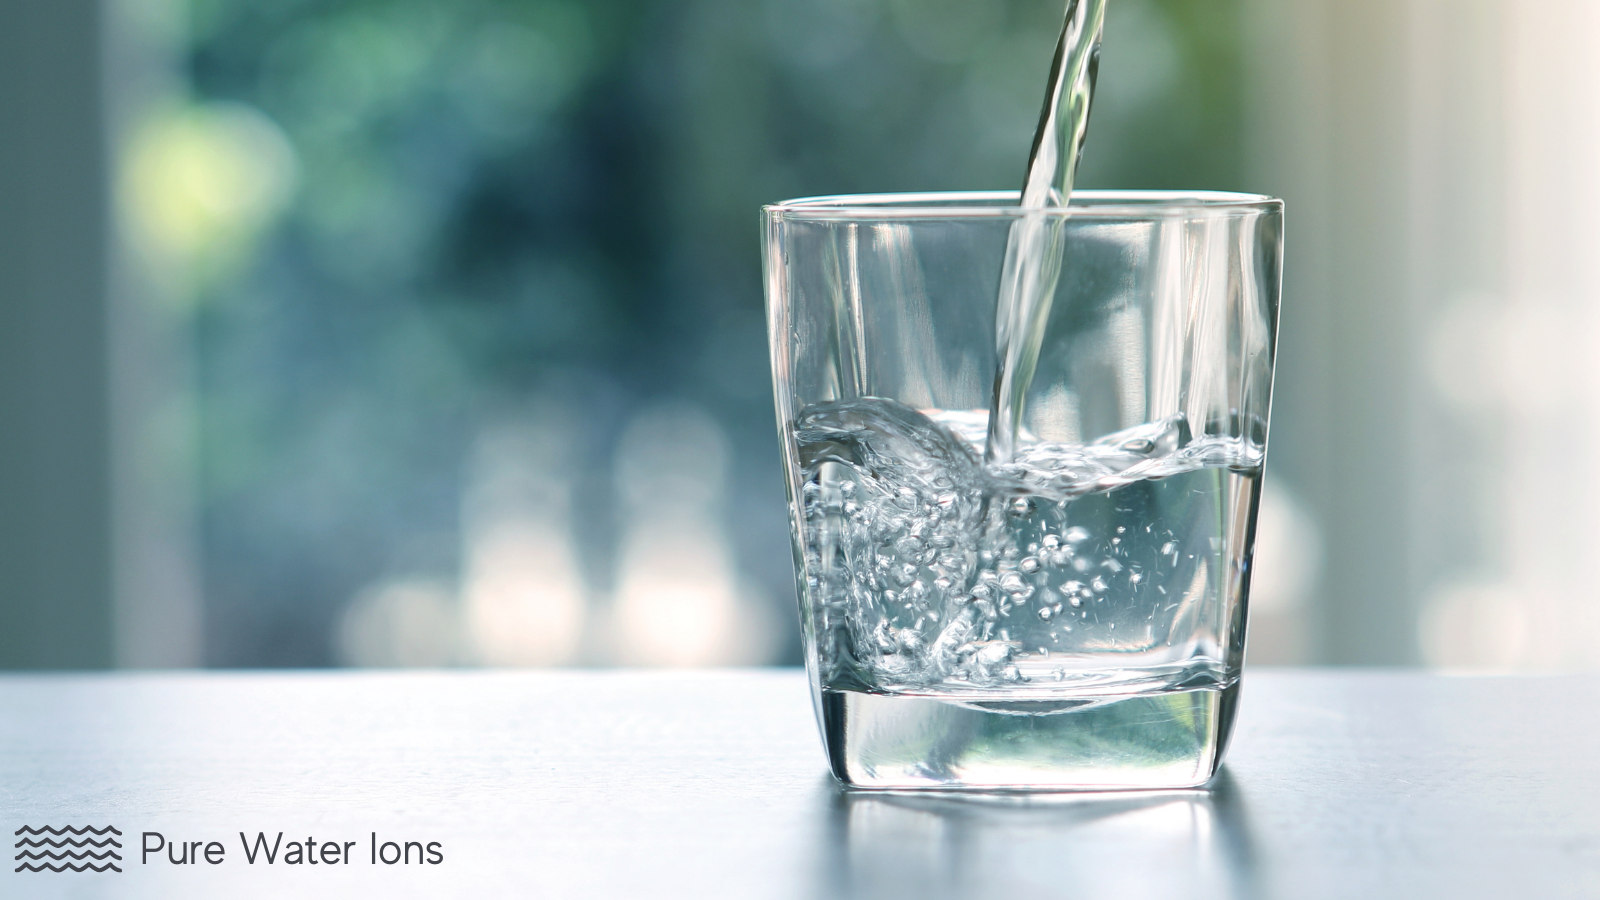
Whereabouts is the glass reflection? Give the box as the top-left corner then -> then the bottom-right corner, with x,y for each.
818,772 -> 1258,900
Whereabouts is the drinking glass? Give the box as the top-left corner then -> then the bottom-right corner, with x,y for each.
764,191 -> 1283,790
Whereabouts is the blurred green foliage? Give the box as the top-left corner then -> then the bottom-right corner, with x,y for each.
172,0 -> 1245,664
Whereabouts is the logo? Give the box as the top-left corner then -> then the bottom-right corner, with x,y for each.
13,826 -> 123,873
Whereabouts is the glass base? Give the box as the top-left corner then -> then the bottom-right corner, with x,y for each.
819,679 -> 1240,791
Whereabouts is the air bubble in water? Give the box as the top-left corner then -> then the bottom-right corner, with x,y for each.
975,643 -> 1011,667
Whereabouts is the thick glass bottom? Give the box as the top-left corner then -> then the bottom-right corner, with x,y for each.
819,678 -> 1239,791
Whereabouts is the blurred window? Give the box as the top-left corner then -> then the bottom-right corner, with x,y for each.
109,0 -> 1266,667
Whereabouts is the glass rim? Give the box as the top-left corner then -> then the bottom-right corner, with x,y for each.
764,190 -> 1282,220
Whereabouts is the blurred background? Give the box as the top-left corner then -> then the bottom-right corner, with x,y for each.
3,0 -> 1596,670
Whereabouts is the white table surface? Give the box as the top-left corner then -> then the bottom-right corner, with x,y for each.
1,668 -> 1596,898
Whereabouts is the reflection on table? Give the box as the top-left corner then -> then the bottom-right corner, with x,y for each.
817,772 -> 1258,900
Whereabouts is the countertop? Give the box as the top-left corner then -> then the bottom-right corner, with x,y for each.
1,669 -> 1596,898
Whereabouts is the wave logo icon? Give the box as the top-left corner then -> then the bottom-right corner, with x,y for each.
13,826 -> 123,873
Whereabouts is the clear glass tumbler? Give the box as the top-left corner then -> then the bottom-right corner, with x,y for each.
764,191 -> 1283,790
